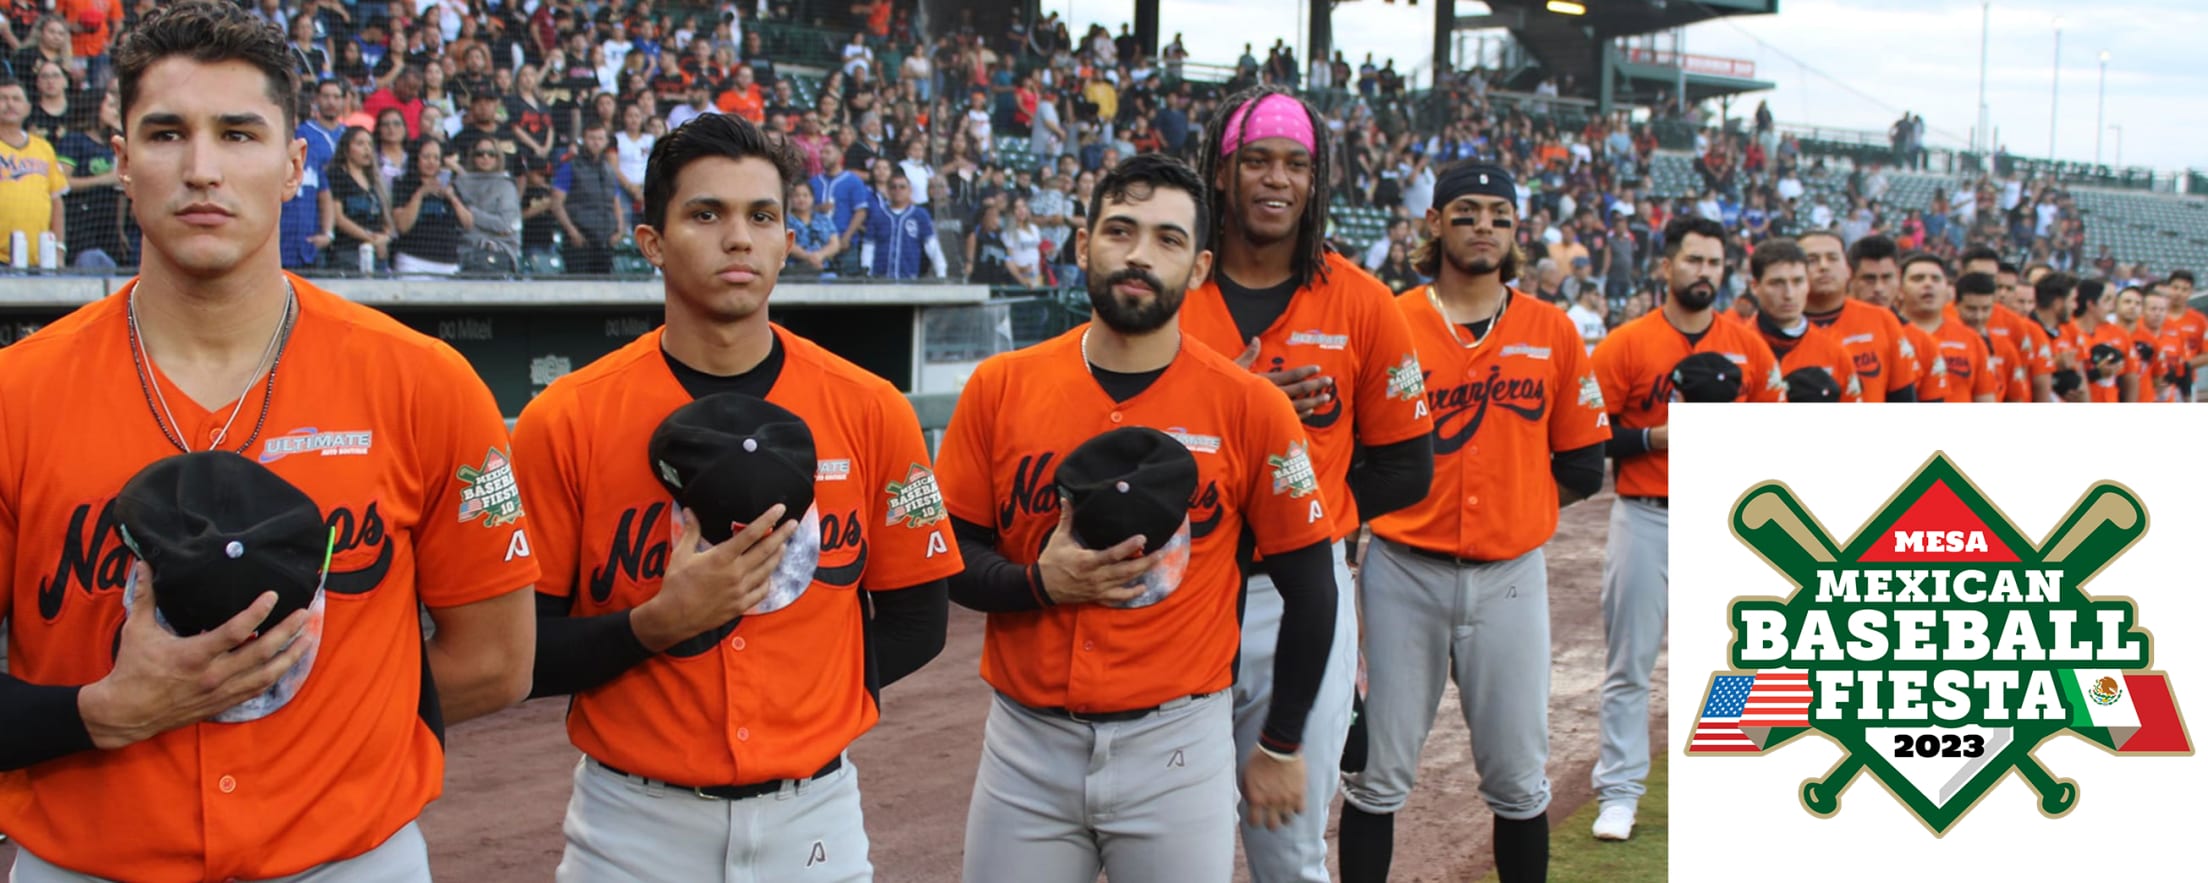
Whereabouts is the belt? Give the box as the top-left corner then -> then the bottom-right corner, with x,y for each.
1623,495 -> 1669,509
594,755 -> 842,801
1388,539 -> 1505,568
1019,689 -> 1226,724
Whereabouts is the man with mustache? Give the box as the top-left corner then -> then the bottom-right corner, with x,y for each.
0,4 -> 537,879
1800,230 -> 1921,401
1587,215 -> 1783,842
1746,237 -> 1861,402
938,153 -> 1338,881
1335,163 -> 1610,883
1178,87 -> 1433,883
511,114 -> 962,881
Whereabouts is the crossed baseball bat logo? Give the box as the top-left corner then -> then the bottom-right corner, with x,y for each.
1731,476 -> 2145,819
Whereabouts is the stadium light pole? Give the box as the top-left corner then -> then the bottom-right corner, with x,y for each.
2048,18 -> 2062,162
1976,1 -> 1989,156
2110,124 -> 2123,168
2096,51 -> 2109,164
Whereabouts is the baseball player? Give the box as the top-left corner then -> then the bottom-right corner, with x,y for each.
1800,230 -> 1921,401
1180,86 -> 1434,883
1335,164 -> 1610,883
1953,272 -> 2033,403
0,4 -> 539,880
2139,286 -> 2192,402
512,113 -> 962,881
2161,271 -> 2207,398
1743,238 -> 1861,402
1898,253 -> 1997,403
2063,279 -> 2140,403
937,154 -> 1339,882
1959,246 -> 2053,401
1588,215 -> 1784,842
2029,271 -> 2090,402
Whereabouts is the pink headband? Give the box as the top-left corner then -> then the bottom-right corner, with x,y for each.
1220,94 -> 1317,157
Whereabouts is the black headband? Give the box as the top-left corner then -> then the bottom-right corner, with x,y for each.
1434,163 -> 1518,211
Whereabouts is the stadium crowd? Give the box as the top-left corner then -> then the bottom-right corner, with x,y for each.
0,0 -> 2196,400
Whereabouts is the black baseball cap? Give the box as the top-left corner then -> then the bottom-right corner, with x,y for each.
1054,427 -> 1198,555
648,393 -> 816,545
2090,342 -> 2127,367
1671,352 -> 1743,403
114,452 -> 330,637
1783,366 -> 1841,403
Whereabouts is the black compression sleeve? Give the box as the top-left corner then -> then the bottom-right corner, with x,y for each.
1552,442 -> 1607,500
947,515 -> 1052,612
862,580 -> 950,688
528,592 -> 657,699
1346,434 -> 1434,521
1888,384 -> 1919,403
1605,417 -> 1653,458
1256,540 -> 1340,754
0,675 -> 94,771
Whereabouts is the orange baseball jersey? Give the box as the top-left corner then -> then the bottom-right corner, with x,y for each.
1370,289 -> 1610,561
2009,311 -> 2057,382
933,327 -> 1332,715
2150,325 -> 2191,402
1762,321 -> 1863,403
1948,303 -> 2041,376
1903,322 -> 1952,402
1920,318 -> 1996,402
1807,299 -> 1921,401
0,276 -> 539,882
1987,333 -> 2032,403
2063,320 -> 2139,403
2170,304 -> 2208,358
1590,310 -> 1784,499
510,326 -> 963,787
1180,251 -> 1432,538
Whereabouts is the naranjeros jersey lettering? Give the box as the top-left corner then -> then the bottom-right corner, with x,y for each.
1180,251 -> 1431,539
0,277 -> 538,883
1808,299 -> 1921,402
1591,310 -> 1784,499
1371,289 -> 1609,561
512,326 -> 961,787
934,328 -> 1331,714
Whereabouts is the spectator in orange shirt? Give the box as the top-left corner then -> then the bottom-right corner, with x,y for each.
715,63 -> 764,122
58,0 -> 120,89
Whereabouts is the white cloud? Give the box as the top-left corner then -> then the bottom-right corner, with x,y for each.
1037,0 -> 2203,172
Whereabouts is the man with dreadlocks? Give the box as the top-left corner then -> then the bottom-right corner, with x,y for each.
1179,85 -> 1436,883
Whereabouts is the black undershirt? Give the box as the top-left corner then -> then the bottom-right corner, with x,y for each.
531,334 -> 948,700
1090,364 -> 1167,402
1217,271 -> 1300,343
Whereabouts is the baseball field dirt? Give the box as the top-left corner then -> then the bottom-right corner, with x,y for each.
0,490 -> 1667,881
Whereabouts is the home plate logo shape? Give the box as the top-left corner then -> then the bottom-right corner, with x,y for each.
1687,452 -> 2192,836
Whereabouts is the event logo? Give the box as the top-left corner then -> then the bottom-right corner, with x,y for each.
1686,453 -> 2191,835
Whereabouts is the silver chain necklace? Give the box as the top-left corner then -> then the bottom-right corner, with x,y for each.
127,281 -> 297,454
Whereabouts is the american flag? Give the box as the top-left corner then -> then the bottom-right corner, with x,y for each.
1689,672 -> 1813,754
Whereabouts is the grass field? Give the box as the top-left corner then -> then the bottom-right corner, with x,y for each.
1478,752 -> 1668,883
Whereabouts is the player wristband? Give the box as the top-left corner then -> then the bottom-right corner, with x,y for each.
1641,428 -> 1652,451
1256,743 -> 1301,762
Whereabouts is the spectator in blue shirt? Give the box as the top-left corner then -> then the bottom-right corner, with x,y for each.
810,149 -> 871,275
860,171 -> 947,279
784,183 -> 844,278
281,79 -> 348,268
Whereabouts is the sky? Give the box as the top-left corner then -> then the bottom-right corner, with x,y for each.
1032,0 -> 2204,173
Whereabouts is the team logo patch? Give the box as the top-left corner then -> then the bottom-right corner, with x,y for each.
457,447 -> 525,527
1385,354 -> 1425,402
260,428 -> 374,463
1688,454 -> 2190,836
884,464 -> 947,528
1164,427 -> 1222,454
1287,329 -> 1349,350
1578,375 -> 1605,409
817,459 -> 853,482
1500,343 -> 1552,360
1268,441 -> 1319,499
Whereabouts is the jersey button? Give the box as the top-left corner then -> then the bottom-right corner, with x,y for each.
1467,445 -> 1479,456
1109,411 -> 1124,423
1466,496 -> 1480,507
737,728 -> 751,742
217,775 -> 237,794
731,636 -> 747,651
1083,640 -> 1096,651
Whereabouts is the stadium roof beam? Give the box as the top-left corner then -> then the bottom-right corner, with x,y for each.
1455,0 -> 1778,114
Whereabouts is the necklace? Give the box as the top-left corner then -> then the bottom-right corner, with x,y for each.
1428,284 -> 1509,351
127,281 -> 297,455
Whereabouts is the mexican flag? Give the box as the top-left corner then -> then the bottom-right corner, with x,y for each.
2058,670 -> 2190,753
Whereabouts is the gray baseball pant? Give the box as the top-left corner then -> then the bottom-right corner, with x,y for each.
556,755 -> 872,882
1232,545 -> 1357,882
960,690 -> 1237,883
10,822 -> 428,882
1340,541 -> 1552,820
1592,496 -> 1669,812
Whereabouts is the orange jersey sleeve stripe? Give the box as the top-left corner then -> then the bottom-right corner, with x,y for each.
510,326 -> 962,787
933,328 -> 1332,714
1179,252 -> 1432,538
0,277 -> 540,882
1370,289 -> 1610,560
